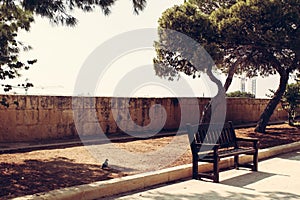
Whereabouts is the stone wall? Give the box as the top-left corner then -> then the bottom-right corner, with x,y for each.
0,95 -> 287,143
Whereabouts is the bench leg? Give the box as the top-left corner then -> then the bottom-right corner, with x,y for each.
213,157 -> 220,183
253,150 -> 258,171
234,155 -> 239,169
192,154 -> 199,179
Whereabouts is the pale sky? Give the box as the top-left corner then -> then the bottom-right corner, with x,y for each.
1,0 -> 280,98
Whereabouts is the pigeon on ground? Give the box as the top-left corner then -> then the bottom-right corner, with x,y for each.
101,159 -> 109,169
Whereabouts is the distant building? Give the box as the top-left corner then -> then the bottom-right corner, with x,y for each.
240,77 -> 246,92
250,79 -> 256,97
239,77 -> 256,98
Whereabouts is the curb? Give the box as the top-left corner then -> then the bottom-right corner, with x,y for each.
13,141 -> 300,200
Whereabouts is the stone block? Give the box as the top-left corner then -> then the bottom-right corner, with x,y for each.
38,110 -> 50,124
27,125 -> 42,140
48,110 -> 62,124
39,96 -> 54,110
97,108 -> 114,122
56,96 -> 72,110
111,97 -> 129,109
1,95 -> 19,110
68,122 -> 78,137
0,110 -> 16,126
143,171 -> 169,188
26,96 -> 39,110
16,95 -> 26,110
96,97 -> 111,109
83,97 -> 96,109
0,126 -> 14,142
24,110 -> 39,125
74,109 -> 98,123
57,123 -> 71,137
99,121 -> 113,134
87,177 -> 144,199
61,110 -> 74,124
14,125 -> 29,142
107,122 -> 118,133
82,122 -> 101,136
116,177 -> 145,194
71,96 -> 84,109
168,166 -> 192,182
37,124 -> 56,139
15,110 -> 25,125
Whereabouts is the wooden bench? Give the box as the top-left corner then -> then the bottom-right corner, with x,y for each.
186,121 -> 259,183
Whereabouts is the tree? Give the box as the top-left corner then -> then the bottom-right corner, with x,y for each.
226,91 -> 255,98
154,1 -> 238,123
0,2 -> 36,92
268,82 -> 300,126
0,0 -> 147,93
154,0 -> 300,132
295,72 -> 300,82
281,83 -> 300,125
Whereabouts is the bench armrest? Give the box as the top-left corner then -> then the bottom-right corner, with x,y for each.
236,137 -> 259,149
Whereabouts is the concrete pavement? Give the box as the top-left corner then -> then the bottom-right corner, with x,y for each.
110,151 -> 300,200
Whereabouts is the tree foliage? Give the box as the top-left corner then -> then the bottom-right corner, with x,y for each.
0,2 -> 36,92
21,0 -> 147,26
226,91 -> 255,98
0,0 -> 147,93
281,83 -> 300,125
154,0 -> 300,132
269,82 -> 300,125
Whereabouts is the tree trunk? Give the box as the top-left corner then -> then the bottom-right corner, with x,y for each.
288,108 -> 296,126
254,70 -> 289,133
201,63 -> 236,124
201,69 -> 226,124
224,61 -> 239,91
288,112 -> 294,126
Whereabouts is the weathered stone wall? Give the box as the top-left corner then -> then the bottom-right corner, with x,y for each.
0,95 -> 287,142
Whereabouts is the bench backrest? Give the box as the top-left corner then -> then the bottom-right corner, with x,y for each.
187,121 -> 238,151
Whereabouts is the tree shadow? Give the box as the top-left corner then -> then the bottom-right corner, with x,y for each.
237,126 -> 300,149
276,151 -> 300,161
0,157 -> 131,199
108,189 -> 300,200
265,127 -> 299,134
221,171 -> 282,187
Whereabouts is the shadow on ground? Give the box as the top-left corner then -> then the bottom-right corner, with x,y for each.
112,190 -> 300,200
220,171 -> 279,187
236,126 -> 300,149
278,151 -> 300,161
0,157 -> 127,199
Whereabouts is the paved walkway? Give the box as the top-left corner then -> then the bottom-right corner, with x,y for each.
110,151 -> 300,200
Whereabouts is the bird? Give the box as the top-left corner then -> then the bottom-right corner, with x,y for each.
101,159 -> 109,169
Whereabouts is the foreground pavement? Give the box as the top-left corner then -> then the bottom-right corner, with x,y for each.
110,151 -> 300,200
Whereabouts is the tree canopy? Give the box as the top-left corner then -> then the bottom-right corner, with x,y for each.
154,0 -> 300,132
0,2 -> 35,92
0,0 -> 147,92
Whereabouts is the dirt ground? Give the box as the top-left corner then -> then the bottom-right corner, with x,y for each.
1,123 -> 300,199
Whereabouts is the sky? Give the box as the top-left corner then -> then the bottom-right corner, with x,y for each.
1,0 -> 281,98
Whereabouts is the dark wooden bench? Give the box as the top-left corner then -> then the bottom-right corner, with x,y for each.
186,121 -> 259,183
